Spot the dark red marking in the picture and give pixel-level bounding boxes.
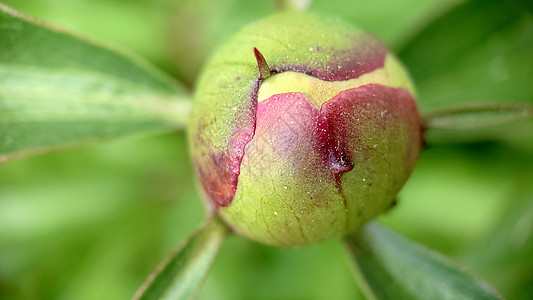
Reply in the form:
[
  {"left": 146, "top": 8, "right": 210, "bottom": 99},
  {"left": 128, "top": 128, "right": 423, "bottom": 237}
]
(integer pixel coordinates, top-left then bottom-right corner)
[
  {"left": 322, "top": 84, "right": 422, "bottom": 174},
  {"left": 272, "top": 36, "right": 387, "bottom": 81},
  {"left": 248, "top": 92, "right": 353, "bottom": 190},
  {"left": 196, "top": 80, "right": 260, "bottom": 207}
]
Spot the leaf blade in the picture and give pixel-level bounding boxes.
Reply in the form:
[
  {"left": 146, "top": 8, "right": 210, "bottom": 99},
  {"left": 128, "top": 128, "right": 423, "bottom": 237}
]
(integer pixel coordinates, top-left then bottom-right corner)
[
  {"left": 400, "top": 0, "right": 533, "bottom": 111},
  {"left": 133, "top": 217, "right": 228, "bottom": 300},
  {"left": 0, "top": 4, "right": 191, "bottom": 162},
  {"left": 344, "top": 222, "right": 504, "bottom": 300}
]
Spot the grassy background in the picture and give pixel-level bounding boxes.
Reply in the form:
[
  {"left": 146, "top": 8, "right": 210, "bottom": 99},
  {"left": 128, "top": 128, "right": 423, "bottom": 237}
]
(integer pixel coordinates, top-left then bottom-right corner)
[{"left": 1, "top": 0, "right": 532, "bottom": 299}]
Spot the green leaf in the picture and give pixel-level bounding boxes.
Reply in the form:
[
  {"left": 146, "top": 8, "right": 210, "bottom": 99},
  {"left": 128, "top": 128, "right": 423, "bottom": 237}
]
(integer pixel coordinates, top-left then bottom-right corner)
[
  {"left": 462, "top": 178, "right": 533, "bottom": 300},
  {"left": 310, "top": 0, "right": 463, "bottom": 51},
  {"left": 0, "top": 4, "right": 191, "bottom": 163},
  {"left": 422, "top": 102, "right": 533, "bottom": 130},
  {"left": 133, "top": 217, "right": 228, "bottom": 300},
  {"left": 344, "top": 222, "right": 504, "bottom": 300},
  {"left": 400, "top": 0, "right": 533, "bottom": 111}
]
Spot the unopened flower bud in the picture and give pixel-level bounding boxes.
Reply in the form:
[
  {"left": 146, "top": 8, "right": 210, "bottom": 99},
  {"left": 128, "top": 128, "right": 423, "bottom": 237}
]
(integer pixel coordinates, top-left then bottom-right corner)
[{"left": 189, "top": 12, "right": 422, "bottom": 247}]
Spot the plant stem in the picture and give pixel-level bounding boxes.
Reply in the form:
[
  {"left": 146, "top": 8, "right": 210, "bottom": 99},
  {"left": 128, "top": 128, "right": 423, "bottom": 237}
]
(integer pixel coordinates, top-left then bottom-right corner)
[
  {"left": 421, "top": 102, "right": 532, "bottom": 131},
  {"left": 272, "top": 0, "right": 312, "bottom": 12}
]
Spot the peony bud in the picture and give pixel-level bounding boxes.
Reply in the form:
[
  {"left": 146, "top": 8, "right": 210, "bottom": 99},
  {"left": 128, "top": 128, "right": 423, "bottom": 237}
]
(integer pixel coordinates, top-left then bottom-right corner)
[{"left": 189, "top": 12, "right": 422, "bottom": 247}]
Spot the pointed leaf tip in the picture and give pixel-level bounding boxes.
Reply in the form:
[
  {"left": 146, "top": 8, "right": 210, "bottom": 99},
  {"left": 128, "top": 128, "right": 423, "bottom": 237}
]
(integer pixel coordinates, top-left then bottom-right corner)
[{"left": 254, "top": 47, "right": 271, "bottom": 80}]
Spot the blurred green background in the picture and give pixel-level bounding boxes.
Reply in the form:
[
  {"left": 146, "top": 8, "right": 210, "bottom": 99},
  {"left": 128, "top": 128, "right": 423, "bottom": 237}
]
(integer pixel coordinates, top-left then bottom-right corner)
[{"left": 0, "top": 0, "right": 532, "bottom": 299}]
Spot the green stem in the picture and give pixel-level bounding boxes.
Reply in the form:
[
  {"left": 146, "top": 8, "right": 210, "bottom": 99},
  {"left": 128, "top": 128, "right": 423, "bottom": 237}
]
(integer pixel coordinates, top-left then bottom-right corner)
[
  {"left": 153, "top": 96, "right": 192, "bottom": 130},
  {"left": 272, "top": 0, "right": 312, "bottom": 12},
  {"left": 422, "top": 102, "right": 532, "bottom": 131}
]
